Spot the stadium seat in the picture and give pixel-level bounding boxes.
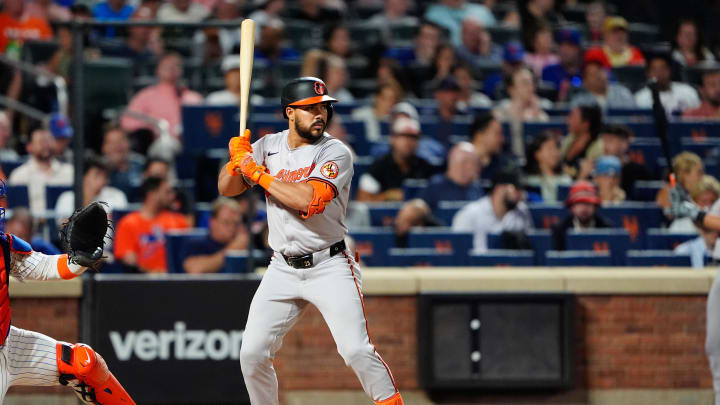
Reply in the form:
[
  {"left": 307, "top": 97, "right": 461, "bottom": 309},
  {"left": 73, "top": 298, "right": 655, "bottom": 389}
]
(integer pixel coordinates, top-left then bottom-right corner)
[
  {"left": 628, "top": 137, "right": 663, "bottom": 172},
  {"left": 21, "top": 40, "right": 59, "bottom": 64},
  {"left": 388, "top": 21, "right": 419, "bottom": 43},
  {"left": 645, "top": 229, "right": 697, "bottom": 250},
  {"left": 611, "top": 65, "right": 647, "bottom": 92},
  {"left": 5, "top": 185, "right": 28, "bottom": 209},
  {"left": 406, "top": 228, "right": 474, "bottom": 258},
  {"left": 223, "top": 251, "right": 266, "bottom": 273},
  {"left": 631, "top": 180, "right": 664, "bottom": 201},
  {"left": 402, "top": 179, "right": 429, "bottom": 200},
  {"left": 528, "top": 203, "right": 565, "bottom": 229},
  {"left": 367, "top": 202, "right": 403, "bottom": 227},
  {"left": 681, "top": 137, "right": 720, "bottom": 160},
  {"left": 627, "top": 23, "right": 660, "bottom": 46},
  {"left": 84, "top": 58, "right": 133, "bottom": 120},
  {"left": 0, "top": 160, "right": 24, "bottom": 178},
  {"left": 565, "top": 229, "right": 631, "bottom": 265},
  {"left": 386, "top": 247, "right": 457, "bottom": 267},
  {"left": 251, "top": 114, "right": 288, "bottom": 138},
  {"left": 182, "top": 106, "right": 240, "bottom": 152},
  {"left": 284, "top": 19, "right": 323, "bottom": 52},
  {"left": 488, "top": 230, "right": 552, "bottom": 265},
  {"left": 468, "top": 250, "right": 534, "bottom": 266},
  {"left": 348, "top": 24, "right": 383, "bottom": 50},
  {"left": 545, "top": 250, "right": 613, "bottom": 266},
  {"left": 487, "top": 26, "right": 521, "bottom": 44},
  {"left": 606, "top": 108, "right": 653, "bottom": 118},
  {"left": 626, "top": 250, "right": 692, "bottom": 267},
  {"left": 350, "top": 227, "right": 395, "bottom": 266},
  {"left": 598, "top": 203, "right": 663, "bottom": 248},
  {"left": 615, "top": 119, "right": 655, "bottom": 138},
  {"left": 165, "top": 228, "right": 209, "bottom": 273},
  {"left": 435, "top": 200, "right": 472, "bottom": 226},
  {"left": 523, "top": 120, "right": 567, "bottom": 142},
  {"left": 46, "top": 185, "right": 71, "bottom": 212}
]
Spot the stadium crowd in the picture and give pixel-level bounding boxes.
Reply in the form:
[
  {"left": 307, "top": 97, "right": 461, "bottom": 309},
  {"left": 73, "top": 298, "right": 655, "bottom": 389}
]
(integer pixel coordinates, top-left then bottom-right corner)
[{"left": 3, "top": 0, "right": 720, "bottom": 272}]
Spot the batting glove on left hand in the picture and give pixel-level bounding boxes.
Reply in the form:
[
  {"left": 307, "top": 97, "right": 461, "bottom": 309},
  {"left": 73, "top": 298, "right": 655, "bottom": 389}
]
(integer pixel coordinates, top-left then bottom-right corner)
[{"left": 669, "top": 186, "right": 703, "bottom": 222}]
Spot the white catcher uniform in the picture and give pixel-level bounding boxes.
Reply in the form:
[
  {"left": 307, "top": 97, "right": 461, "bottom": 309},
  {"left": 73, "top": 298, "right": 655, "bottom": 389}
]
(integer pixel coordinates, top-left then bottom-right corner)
[{"left": 239, "top": 130, "right": 400, "bottom": 404}]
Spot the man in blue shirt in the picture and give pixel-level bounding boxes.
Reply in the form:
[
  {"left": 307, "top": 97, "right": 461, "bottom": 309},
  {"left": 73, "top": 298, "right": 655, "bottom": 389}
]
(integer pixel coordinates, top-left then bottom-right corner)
[
  {"left": 92, "top": 0, "right": 134, "bottom": 37},
  {"left": 542, "top": 28, "right": 584, "bottom": 102}
]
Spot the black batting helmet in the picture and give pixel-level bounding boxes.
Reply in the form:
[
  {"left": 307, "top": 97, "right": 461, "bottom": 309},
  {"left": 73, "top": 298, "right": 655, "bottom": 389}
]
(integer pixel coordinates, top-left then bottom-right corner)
[{"left": 281, "top": 77, "right": 338, "bottom": 120}]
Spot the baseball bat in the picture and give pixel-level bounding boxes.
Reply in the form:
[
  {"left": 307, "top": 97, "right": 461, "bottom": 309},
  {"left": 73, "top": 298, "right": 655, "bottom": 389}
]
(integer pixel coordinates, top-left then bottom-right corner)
[
  {"left": 238, "top": 19, "right": 255, "bottom": 140},
  {"left": 648, "top": 78, "right": 676, "bottom": 185}
]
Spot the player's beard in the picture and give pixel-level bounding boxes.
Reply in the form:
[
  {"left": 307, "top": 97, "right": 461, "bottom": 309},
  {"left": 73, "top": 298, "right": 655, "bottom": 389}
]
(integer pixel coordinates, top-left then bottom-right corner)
[{"left": 295, "top": 118, "right": 325, "bottom": 141}]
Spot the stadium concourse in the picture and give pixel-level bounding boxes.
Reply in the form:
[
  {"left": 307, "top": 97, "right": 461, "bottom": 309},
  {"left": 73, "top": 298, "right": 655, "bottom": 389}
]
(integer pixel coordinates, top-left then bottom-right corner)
[{"left": 2, "top": 0, "right": 720, "bottom": 404}]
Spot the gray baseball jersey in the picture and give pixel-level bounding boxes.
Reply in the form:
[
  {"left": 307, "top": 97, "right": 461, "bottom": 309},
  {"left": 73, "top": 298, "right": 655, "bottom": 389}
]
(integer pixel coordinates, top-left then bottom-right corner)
[{"left": 250, "top": 130, "right": 353, "bottom": 256}]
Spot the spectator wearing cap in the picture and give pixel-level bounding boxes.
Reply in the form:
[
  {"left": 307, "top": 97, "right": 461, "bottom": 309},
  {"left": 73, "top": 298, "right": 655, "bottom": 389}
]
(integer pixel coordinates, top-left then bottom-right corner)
[
  {"left": 493, "top": 66, "right": 551, "bottom": 158},
  {"left": 584, "top": 16, "right": 645, "bottom": 69},
  {"left": 206, "top": 55, "right": 265, "bottom": 105},
  {"left": 469, "top": 112, "right": 510, "bottom": 182},
  {"left": 394, "top": 142, "right": 484, "bottom": 240},
  {"left": 121, "top": 53, "right": 203, "bottom": 138},
  {"left": 49, "top": 113, "right": 73, "bottom": 162},
  {"left": 351, "top": 80, "right": 403, "bottom": 142},
  {"left": 452, "top": 167, "right": 532, "bottom": 253},
  {"left": 596, "top": 124, "right": 653, "bottom": 198},
  {"left": 357, "top": 116, "right": 436, "bottom": 202},
  {"left": 525, "top": 132, "right": 572, "bottom": 203},
  {"left": 635, "top": 53, "right": 700, "bottom": 113},
  {"left": 570, "top": 59, "right": 635, "bottom": 111},
  {"left": 55, "top": 156, "right": 128, "bottom": 221},
  {"left": 672, "top": 19, "right": 715, "bottom": 68},
  {"left": 431, "top": 76, "right": 467, "bottom": 149},
  {"left": 594, "top": 155, "right": 625, "bottom": 204},
  {"left": 524, "top": 24, "right": 559, "bottom": 78},
  {"left": 424, "top": 0, "right": 496, "bottom": 47},
  {"left": 157, "top": 0, "right": 209, "bottom": 21},
  {"left": 542, "top": 28, "right": 583, "bottom": 102},
  {"left": 561, "top": 104, "right": 603, "bottom": 179},
  {"left": 685, "top": 69, "right": 720, "bottom": 118},
  {"left": 483, "top": 41, "right": 526, "bottom": 99},
  {"left": 456, "top": 16, "right": 503, "bottom": 69},
  {"left": 669, "top": 174, "right": 720, "bottom": 232},
  {"left": 8, "top": 129, "right": 73, "bottom": 217},
  {"left": 552, "top": 180, "right": 613, "bottom": 250}
]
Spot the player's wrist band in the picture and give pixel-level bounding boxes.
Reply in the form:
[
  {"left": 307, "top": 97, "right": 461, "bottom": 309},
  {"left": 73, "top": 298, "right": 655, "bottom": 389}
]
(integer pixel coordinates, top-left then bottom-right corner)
[{"left": 257, "top": 173, "right": 274, "bottom": 190}]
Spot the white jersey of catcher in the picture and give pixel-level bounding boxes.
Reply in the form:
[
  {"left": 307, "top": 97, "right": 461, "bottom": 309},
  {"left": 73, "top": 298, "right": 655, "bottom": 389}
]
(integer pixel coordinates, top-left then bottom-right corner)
[{"left": 250, "top": 130, "right": 353, "bottom": 256}]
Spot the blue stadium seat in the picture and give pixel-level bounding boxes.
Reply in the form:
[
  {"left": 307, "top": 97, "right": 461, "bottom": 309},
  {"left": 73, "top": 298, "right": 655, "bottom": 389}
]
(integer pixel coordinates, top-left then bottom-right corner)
[
  {"left": 612, "top": 119, "right": 654, "bottom": 138},
  {"left": 181, "top": 105, "right": 239, "bottom": 152},
  {"left": 523, "top": 121, "right": 567, "bottom": 142},
  {"left": 628, "top": 138, "right": 663, "bottom": 173},
  {"left": 598, "top": 203, "right": 663, "bottom": 248},
  {"left": 386, "top": 248, "right": 457, "bottom": 266},
  {"left": 435, "top": 200, "right": 472, "bottom": 226},
  {"left": 223, "top": 251, "right": 264, "bottom": 273},
  {"left": 344, "top": 120, "right": 371, "bottom": 155},
  {"left": 252, "top": 103, "right": 281, "bottom": 115},
  {"left": 333, "top": 103, "right": 362, "bottom": 115},
  {"left": 6, "top": 185, "right": 29, "bottom": 209},
  {"left": 681, "top": 137, "right": 720, "bottom": 160},
  {"left": 366, "top": 203, "right": 403, "bottom": 227},
  {"left": 1, "top": 160, "right": 24, "bottom": 178},
  {"left": 46, "top": 185, "right": 71, "bottom": 211},
  {"left": 557, "top": 184, "right": 571, "bottom": 202},
  {"left": 606, "top": 108, "right": 652, "bottom": 117},
  {"left": 528, "top": 203, "right": 565, "bottom": 229},
  {"left": 165, "top": 228, "right": 209, "bottom": 273},
  {"left": 631, "top": 180, "right": 664, "bottom": 202},
  {"left": 250, "top": 115, "right": 287, "bottom": 138},
  {"left": 488, "top": 230, "right": 551, "bottom": 265},
  {"left": 566, "top": 229, "right": 631, "bottom": 265},
  {"left": 402, "top": 179, "right": 429, "bottom": 200},
  {"left": 645, "top": 229, "right": 697, "bottom": 250},
  {"left": 545, "top": 250, "right": 613, "bottom": 266},
  {"left": 626, "top": 250, "right": 692, "bottom": 267},
  {"left": 350, "top": 228, "right": 395, "bottom": 266},
  {"left": 406, "top": 228, "right": 473, "bottom": 258},
  {"left": 468, "top": 250, "right": 534, "bottom": 266}
]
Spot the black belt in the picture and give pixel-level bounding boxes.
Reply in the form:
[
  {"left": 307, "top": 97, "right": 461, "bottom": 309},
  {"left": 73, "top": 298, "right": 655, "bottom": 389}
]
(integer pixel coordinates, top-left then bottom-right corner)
[{"left": 282, "top": 240, "right": 346, "bottom": 269}]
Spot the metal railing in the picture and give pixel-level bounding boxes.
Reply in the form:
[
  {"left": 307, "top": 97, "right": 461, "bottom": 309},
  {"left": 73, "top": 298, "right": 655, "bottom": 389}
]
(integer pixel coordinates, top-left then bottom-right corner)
[{"left": 0, "top": 54, "right": 68, "bottom": 117}]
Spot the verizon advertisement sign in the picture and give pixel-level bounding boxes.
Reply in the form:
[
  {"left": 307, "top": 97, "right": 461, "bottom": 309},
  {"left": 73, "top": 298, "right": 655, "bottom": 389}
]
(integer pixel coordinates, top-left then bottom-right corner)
[{"left": 82, "top": 274, "right": 260, "bottom": 404}]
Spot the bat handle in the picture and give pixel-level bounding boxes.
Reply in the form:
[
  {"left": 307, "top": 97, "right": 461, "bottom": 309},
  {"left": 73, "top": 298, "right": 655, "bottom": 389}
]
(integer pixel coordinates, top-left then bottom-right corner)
[{"left": 669, "top": 173, "right": 676, "bottom": 188}]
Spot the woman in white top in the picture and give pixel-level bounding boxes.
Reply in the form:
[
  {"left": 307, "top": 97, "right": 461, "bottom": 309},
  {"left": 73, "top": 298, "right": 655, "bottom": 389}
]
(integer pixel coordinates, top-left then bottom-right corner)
[
  {"left": 672, "top": 19, "right": 716, "bottom": 67},
  {"left": 524, "top": 131, "right": 572, "bottom": 203}
]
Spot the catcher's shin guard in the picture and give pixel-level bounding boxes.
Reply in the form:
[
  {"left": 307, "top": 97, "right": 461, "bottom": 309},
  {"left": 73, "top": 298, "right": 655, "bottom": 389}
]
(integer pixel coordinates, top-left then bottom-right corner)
[
  {"left": 376, "top": 392, "right": 404, "bottom": 405},
  {"left": 56, "top": 342, "right": 135, "bottom": 405}
]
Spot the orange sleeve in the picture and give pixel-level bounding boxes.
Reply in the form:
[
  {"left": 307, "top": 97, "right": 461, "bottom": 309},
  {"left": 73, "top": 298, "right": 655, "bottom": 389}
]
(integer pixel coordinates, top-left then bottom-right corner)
[
  {"left": 300, "top": 179, "right": 337, "bottom": 219},
  {"left": 113, "top": 216, "right": 136, "bottom": 260},
  {"left": 35, "top": 19, "right": 52, "bottom": 39}
]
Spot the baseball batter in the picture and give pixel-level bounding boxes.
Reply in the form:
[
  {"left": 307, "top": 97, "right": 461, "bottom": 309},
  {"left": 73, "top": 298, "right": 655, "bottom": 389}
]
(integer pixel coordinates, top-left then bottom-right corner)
[
  {"left": 0, "top": 198, "right": 134, "bottom": 404},
  {"left": 218, "top": 77, "right": 403, "bottom": 405}
]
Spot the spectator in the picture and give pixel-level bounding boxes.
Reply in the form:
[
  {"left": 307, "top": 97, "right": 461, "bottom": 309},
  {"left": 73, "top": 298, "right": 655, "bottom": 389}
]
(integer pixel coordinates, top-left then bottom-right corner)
[
  {"left": 157, "top": 0, "right": 210, "bottom": 21},
  {"left": 669, "top": 174, "right": 720, "bottom": 232},
  {"left": 585, "top": 0, "right": 607, "bottom": 43},
  {"left": 656, "top": 151, "right": 704, "bottom": 209},
  {"left": 469, "top": 112, "right": 509, "bottom": 181},
  {"left": 594, "top": 155, "right": 626, "bottom": 204},
  {"left": 323, "top": 24, "right": 352, "bottom": 59},
  {"left": 0, "top": 111, "right": 18, "bottom": 162},
  {"left": 456, "top": 16, "right": 503, "bottom": 69},
  {"left": 525, "top": 132, "right": 572, "bottom": 203},
  {"left": 357, "top": 116, "right": 436, "bottom": 202},
  {"left": 114, "top": 176, "right": 190, "bottom": 273},
  {"left": 254, "top": 19, "right": 300, "bottom": 67},
  {"left": 634, "top": 54, "right": 700, "bottom": 113},
  {"left": 25, "top": 0, "right": 71, "bottom": 22},
  {"left": 584, "top": 16, "right": 645, "bottom": 69},
  {"left": 552, "top": 180, "right": 613, "bottom": 250},
  {"left": 672, "top": 19, "right": 715, "bottom": 67},
  {"left": 0, "top": 0, "right": 52, "bottom": 54},
  {"left": 560, "top": 104, "right": 603, "bottom": 178},
  {"left": 182, "top": 197, "right": 249, "bottom": 273},
  {"left": 452, "top": 166, "right": 532, "bottom": 253},
  {"left": 597, "top": 124, "right": 653, "bottom": 198},
  {"left": 394, "top": 142, "right": 483, "bottom": 237},
  {"left": 684, "top": 69, "right": 720, "bottom": 118},
  {"left": 483, "top": 41, "right": 526, "bottom": 99},
  {"left": 367, "top": 0, "right": 418, "bottom": 42},
  {"left": 454, "top": 64, "right": 492, "bottom": 109},
  {"left": 322, "top": 54, "right": 354, "bottom": 102},
  {"left": 384, "top": 20, "right": 443, "bottom": 68},
  {"left": 284, "top": 0, "right": 341, "bottom": 24},
  {"left": 351, "top": 80, "right": 403, "bottom": 141},
  {"left": 101, "top": 7, "right": 163, "bottom": 65},
  {"left": 48, "top": 113, "right": 73, "bottom": 162},
  {"left": 102, "top": 127, "right": 145, "bottom": 196},
  {"left": 524, "top": 24, "right": 559, "bottom": 77},
  {"left": 92, "top": 0, "right": 134, "bottom": 37},
  {"left": 430, "top": 76, "right": 467, "bottom": 149},
  {"left": 121, "top": 53, "right": 203, "bottom": 138},
  {"left": 493, "top": 67, "right": 551, "bottom": 158},
  {"left": 520, "top": 0, "right": 563, "bottom": 51},
  {"left": 207, "top": 54, "right": 242, "bottom": 105},
  {"left": 248, "top": 0, "right": 285, "bottom": 40},
  {"left": 55, "top": 156, "right": 128, "bottom": 219},
  {"left": 4, "top": 207, "right": 59, "bottom": 255},
  {"left": 424, "top": 0, "right": 496, "bottom": 47},
  {"left": 570, "top": 59, "right": 636, "bottom": 110},
  {"left": 542, "top": 27, "right": 583, "bottom": 102},
  {"left": 7, "top": 129, "right": 72, "bottom": 217}
]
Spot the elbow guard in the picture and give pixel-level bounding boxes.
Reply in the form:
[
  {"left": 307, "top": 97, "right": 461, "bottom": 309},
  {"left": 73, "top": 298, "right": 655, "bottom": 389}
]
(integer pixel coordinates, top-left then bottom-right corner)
[{"left": 301, "top": 179, "right": 337, "bottom": 219}]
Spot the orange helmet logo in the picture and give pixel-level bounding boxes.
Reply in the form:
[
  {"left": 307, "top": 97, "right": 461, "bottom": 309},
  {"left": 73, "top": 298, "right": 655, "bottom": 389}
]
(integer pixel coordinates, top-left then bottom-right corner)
[{"left": 314, "top": 81, "right": 325, "bottom": 95}]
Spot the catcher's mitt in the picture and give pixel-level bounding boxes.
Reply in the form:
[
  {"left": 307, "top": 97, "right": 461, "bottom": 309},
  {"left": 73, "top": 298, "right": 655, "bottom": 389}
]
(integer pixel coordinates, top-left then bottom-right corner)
[{"left": 59, "top": 201, "right": 111, "bottom": 270}]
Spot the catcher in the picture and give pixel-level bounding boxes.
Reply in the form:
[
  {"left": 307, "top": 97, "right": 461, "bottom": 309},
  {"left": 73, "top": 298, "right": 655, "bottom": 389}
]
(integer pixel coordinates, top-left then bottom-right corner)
[{"left": 0, "top": 193, "right": 134, "bottom": 404}]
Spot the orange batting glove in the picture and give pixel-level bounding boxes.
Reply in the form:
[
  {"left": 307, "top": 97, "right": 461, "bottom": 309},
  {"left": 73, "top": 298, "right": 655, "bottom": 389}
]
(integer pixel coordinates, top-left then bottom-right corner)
[
  {"left": 229, "top": 129, "right": 252, "bottom": 161},
  {"left": 238, "top": 155, "right": 274, "bottom": 190}
]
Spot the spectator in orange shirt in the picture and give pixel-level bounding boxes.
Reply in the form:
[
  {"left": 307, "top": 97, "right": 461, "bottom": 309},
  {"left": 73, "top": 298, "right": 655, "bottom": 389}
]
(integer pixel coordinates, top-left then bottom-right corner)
[
  {"left": 0, "top": 0, "right": 53, "bottom": 54},
  {"left": 584, "top": 16, "right": 645, "bottom": 69},
  {"left": 114, "top": 176, "right": 189, "bottom": 273}
]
